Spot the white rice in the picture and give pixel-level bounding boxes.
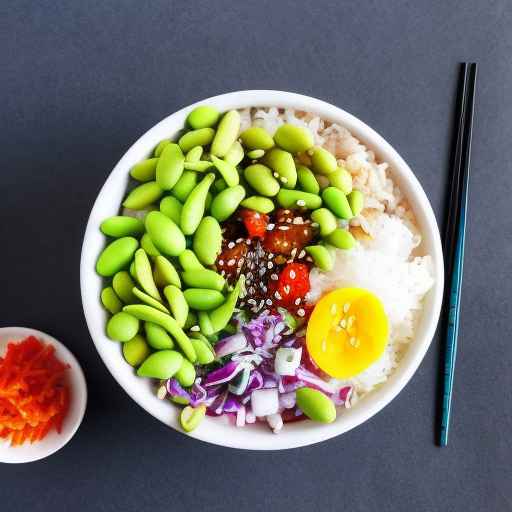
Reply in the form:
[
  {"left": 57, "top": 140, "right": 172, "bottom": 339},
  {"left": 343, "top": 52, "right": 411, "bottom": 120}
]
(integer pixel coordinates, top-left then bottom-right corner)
[{"left": 241, "top": 107, "right": 435, "bottom": 402}]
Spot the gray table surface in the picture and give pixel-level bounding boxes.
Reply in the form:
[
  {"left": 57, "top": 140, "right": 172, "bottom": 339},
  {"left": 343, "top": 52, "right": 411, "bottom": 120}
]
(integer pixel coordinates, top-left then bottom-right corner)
[{"left": 1, "top": 1, "right": 511, "bottom": 511}]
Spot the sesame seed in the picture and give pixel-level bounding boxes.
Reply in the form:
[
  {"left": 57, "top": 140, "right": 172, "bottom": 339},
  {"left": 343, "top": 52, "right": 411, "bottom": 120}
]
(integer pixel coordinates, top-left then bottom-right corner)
[
  {"left": 268, "top": 252, "right": 274, "bottom": 258},
  {"left": 228, "top": 241, "right": 235, "bottom": 249},
  {"left": 347, "top": 316, "right": 355, "bottom": 327},
  {"left": 261, "top": 285, "right": 267, "bottom": 292},
  {"left": 303, "top": 229, "right": 309, "bottom": 235},
  {"left": 246, "top": 239, "right": 252, "bottom": 245},
  {"left": 294, "top": 298, "right": 301, "bottom": 305},
  {"left": 286, "top": 218, "right": 292, "bottom": 223},
  {"left": 267, "top": 261, "right": 273, "bottom": 269},
  {"left": 283, "top": 285, "right": 291, "bottom": 294},
  {"left": 296, "top": 199, "right": 306, "bottom": 207},
  {"left": 254, "top": 212, "right": 260, "bottom": 219},
  {"left": 281, "top": 177, "right": 288, "bottom": 184},
  {"left": 298, "top": 250, "right": 306, "bottom": 258},
  {"left": 330, "top": 304, "right": 337, "bottom": 315},
  {"left": 266, "top": 298, "right": 273, "bottom": 306},
  {"left": 283, "top": 242, "right": 289, "bottom": 247},
  {"left": 259, "top": 268, "right": 266, "bottom": 276},
  {"left": 236, "top": 237, "right": 244, "bottom": 243},
  {"left": 278, "top": 225, "right": 290, "bottom": 231},
  {"left": 267, "top": 223, "right": 275, "bottom": 231},
  {"left": 190, "top": 325, "right": 200, "bottom": 332},
  {"left": 247, "top": 272, "right": 253, "bottom": 279},
  {"left": 284, "top": 210, "right": 290, "bottom": 214},
  {"left": 248, "top": 299, "right": 257, "bottom": 305},
  {"left": 291, "top": 247, "right": 297, "bottom": 257},
  {"left": 273, "top": 172, "right": 279, "bottom": 178},
  {"left": 258, "top": 299, "right": 265, "bottom": 309},
  {"left": 297, "top": 308, "right": 305, "bottom": 317},
  {"left": 340, "top": 319, "right": 347, "bottom": 329},
  {"left": 157, "top": 385, "right": 167, "bottom": 400},
  {"left": 349, "top": 337, "right": 359, "bottom": 348},
  {"left": 343, "top": 303, "right": 350, "bottom": 313},
  {"left": 289, "top": 270, "right": 296, "bottom": 279},
  {"left": 220, "top": 270, "right": 226, "bottom": 276},
  {"left": 248, "top": 286, "right": 255, "bottom": 294},
  {"left": 274, "top": 291, "right": 282, "bottom": 300},
  {"left": 311, "top": 222, "right": 319, "bottom": 228},
  {"left": 227, "top": 259, "right": 236, "bottom": 266},
  {"left": 218, "top": 259, "right": 224, "bottom": 265},
  {"left": 270, "top": 273, "right": 279, "bottom": 281},
  {"left": 293, "top": 217, "right": 304, "bottom": 225}
]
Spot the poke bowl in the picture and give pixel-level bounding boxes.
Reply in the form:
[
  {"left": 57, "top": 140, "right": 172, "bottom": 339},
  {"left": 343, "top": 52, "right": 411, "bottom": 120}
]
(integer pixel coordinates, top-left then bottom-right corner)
[{"left": 80, "top": 90, "right": 444, "bottom": 450}]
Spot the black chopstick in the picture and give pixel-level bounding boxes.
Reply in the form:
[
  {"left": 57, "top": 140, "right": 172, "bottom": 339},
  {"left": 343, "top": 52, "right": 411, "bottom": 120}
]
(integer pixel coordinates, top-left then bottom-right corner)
[{"left": 438, "top": 62, "right": 477, "bottom": 447}]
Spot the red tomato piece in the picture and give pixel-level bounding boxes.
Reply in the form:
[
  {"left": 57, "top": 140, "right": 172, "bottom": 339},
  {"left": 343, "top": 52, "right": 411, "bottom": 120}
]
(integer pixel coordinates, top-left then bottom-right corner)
[{"left": 240, "top": 208, "right": 269, "bottom": 239}]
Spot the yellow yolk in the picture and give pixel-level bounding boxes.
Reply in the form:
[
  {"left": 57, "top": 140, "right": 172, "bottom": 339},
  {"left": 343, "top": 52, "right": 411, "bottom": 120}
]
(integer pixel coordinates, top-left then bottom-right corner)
[{"left": 306, "top": 288, "right": 389, "bottom": 379}]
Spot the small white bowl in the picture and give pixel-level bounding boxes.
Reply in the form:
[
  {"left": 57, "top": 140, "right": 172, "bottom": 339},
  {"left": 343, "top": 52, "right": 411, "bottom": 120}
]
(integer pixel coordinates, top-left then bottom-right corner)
[
  {"left": 80, "top": 91, "right": 444, "bottom": 450},
  {"left": 0, "top": 327, "right": 87, "bottom": 463}
]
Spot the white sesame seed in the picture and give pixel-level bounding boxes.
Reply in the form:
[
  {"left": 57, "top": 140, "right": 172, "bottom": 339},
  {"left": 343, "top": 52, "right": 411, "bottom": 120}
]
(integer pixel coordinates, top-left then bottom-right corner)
[
  {"left": 330, "top": 304, "right": 337, "bottom": 315},
  {"left": 294, "top": 298, "right": 301, "bottom": 305},
  {"left": 261, "top": 285, "right": 267, "bottom": 292},
  {"left": 157, "top": 385, "right": 167, "bottom": 400},
  {"left": 274, "top": 291, "right": 282, "bottom": 300},
  {"left": 343, "top": 303, "right": 350, "bottom": 313},
  {"left": 283, "top": 285, "right": 291, "bottom": 294},
  {"left": 291, "top": 247, "right": 297, "bottom": 257},
  {"left": 297, "top": 308, "right": 305, "bottom": 317},
  {"left": 248, "top": 286, "right": 255, "bottom": 294},
  {"left": 246, "top": 239, "right": 252, "bottom": 245},
  {"left": 270, "top": 273, "right": 278, "bottom": 281},
  {"left": 347, "top": 316, "right": 355, "bottom": 327},
  {"left": 286, "top": 218, "right": 292, "bottom": 223},
  {"left": 298, "top": 250, "right": 306, "bottom": 258},
  {"left": 258, "top": 299, "right": 265, "bottom": 309},
  {"left": 266, "top": 298, "right": 273, "bottom": 306},
  {"left": 340, "top": 319, "right": 347, "bottom": 329},
  {"left": 280, "top": 177, "right": 288, "bottom": 184},
  {"left": 278, "top": 225, "right": 290, "bottom": 231},
  {"left": 227, "top": 258, "right": 236, "bottom": 266},
  {"left": 267, "top": 261, "right": 273, "bottom": 269},
  {"left": 247, "top": 272, "right": 253, "bottom": 279},
  {"left": 259, "top": 268, "right": 266, "bottom": 276},
  {"left": 283, "top": 242, "right": 289, "bottom": 247},
  {"left": 190, "top": 325, "right": 200, "bottom": 332},
  {"left": 218, "top": 259, "right": 224, "bottom": 265},
  {"left": 248, "top": 299, "right": 257, "bottom": 305},
  {"left": 236, "top": 238, "right": 244, "bottom": 243},
  {"left": 289, "top": 270, "right": 296, "bottom": 279},
  {"left": 254, "top": 212, "right": 260, "bottom": 219},
  {"left": 267, "top": 223, "right": 275, "bottom": 231},
  {"left": 227, "top": 241, "right": 235, "bottom": 249},
  {"left": 311, "top": 222, "right": 319, "bottom": 228},
  {"left": 273, "top": 172, "right": 279, "bottom": 178},
  {"left": 303, "top": 229, "right": 309, "bottom": 235},
  {"left": 293, "top": 217, "right": 304, "bottom": 225},
  {"left": 268, "top": 252, "right": 274, "bottom": 258},
  {"left": 296, "top": 199, "right": 306, "bottom": 207},
  {"left": 220, "top": 270, "right": 226, "bottom": 276}
]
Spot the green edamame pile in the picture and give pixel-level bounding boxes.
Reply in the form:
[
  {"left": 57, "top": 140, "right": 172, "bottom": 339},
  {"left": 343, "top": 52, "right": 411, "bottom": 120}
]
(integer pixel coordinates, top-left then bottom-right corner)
[{"left": 96, "top": 104, "right": 365, "bottom": 430}]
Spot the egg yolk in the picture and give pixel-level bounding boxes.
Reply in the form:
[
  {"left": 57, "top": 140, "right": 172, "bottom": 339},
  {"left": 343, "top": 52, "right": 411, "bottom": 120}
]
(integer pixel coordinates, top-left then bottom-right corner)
[{"left": 306, "top": 288, "right": 389, "bottom": 379}]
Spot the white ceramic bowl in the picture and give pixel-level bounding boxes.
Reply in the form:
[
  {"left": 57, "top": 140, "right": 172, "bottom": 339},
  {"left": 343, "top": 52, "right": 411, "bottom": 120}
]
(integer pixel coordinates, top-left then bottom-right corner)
[
  {"left": 0, "top": 327, "right": 87, "bottom": 463},
  {"left": 80, "top": 91, "right": 444, "bottom": 450}
]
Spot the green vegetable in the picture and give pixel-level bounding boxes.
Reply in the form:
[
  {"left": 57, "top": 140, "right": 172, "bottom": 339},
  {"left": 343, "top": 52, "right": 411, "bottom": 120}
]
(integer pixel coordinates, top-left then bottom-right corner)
[
  {"left": 305, "top": 245, "right": 333, "bottom": 271},
  {"left": 154, "top": 140, "right": 170, "bottom": 157},
  {"left": 311, "top": 208, "right": 337, "bottom": 236},
  {"left": 322, "top": 187, "right": 353, "bottom": 220},
  {"left": 240, "top": 196, "right": 275, "bottom": 213},
  {"left": 185, "top": 145, "right": 203, "bottom": 162},
  {"left": 137, "top": 350, "right": 183, "bottom": 379},
  {"left": 156, "top": 143, "right": 185, "bottom": 191},
  {"left": 101, "top": 287, "right": 123, "bottom": 314},
  {"left": 273, "top": 124, "right": 313, "bottom": 153},
  {"left": 113, "top": 271, "right": 137, "bottom": 303},
  {"left": 193, "top": 216, "right": 222, "bottom": 265},
  {"left": 96, "top": 237, "right": 139, "bottom": 277},
  {"left": 132, "top": 287, "right": 169, "bottom": 314},
  {"left": 198, "top": 311, "right": 214, "bottom": 336},
  {"left": 159, "top": 196, "right": 183, "bottom": 225},
  {"left": 100, "top": 216, "right": 145, "bottom": 238},
  {"left": 174, "top": 359, "right": 196, "bottom": 387},
  {"left": 163, "top": 285, "right": 189, "bottom": 328},
  {"left": 178, "top": 128, "right": 215, "bottom": 153},
  {"left": 244, "top": 164, "right": 280, "bottom": 197},
  {"left": 123, "top": 181, "right": 163, "bottom": 210},
  {"left": 239, "top": 126, "right": 274, "bottom": 150},
  {"left": 210, "top": 185, "right": 246, "bottom": 222},
  {"left": 122, "top": 334, "right": 151, "bottom": 367},
  {"left": 178, "top": 249, "right": 204, "bottom": 271},
  {"left": 186, "top": 106, "right": 220, "bottom": 129},
  {"left": 347, "top": 189, "right": 364, "bottom": 216},
  {"left": 134, "top": 248, "right": 161, "bottom": 300},
  {"left": 171, "top": 170, "right": 198, "bottom": 203},
  {"left": 224, "top": 141, "right": 245, "bottom": 166},
  {"left": 247, "top": 149, "right": 265, "bottom": 159},
  {"left": 181, "top": 268, "right": 225, "bottom": 291},
  {"left": 183, "top": 160, "right": 213, "bottom": 172},
  {"left": 326, "top": 228, "right": 356, "bottom": 250},
  {"left": 263, "top": 148, "right": 297, "bottom": 188},
  {"left": 190, "top": 338, "right": 215, "bottom": 364},
  {"left": 209, "top": 276, "right": 244, "bottom": 332},
  {"left": 296, "top": 387, "right": 336, "bottom": 423},
  {"left": 140, "top": 233, "right": 161, "bottom": 257},
  {"left": 130, "top": 158, "right": 158, "bottom": 182},
  {"left": 210, "top": 155, "right": 239, "bottom": 187},
  {"left": 210, "top": 110, "right": 241, "bottom": 157},
  {"left": 145, "top": 321, "right": 174, "bottom": 349},
  {"left": 183, "top": 288, "right": 225, "bottom": 310},
  {"left": 153, "top": 256, "right": 181, "bottom": 289},
  {"left": 180, "top": 173, "right": 215, "bottom": 235},
  {"left": 106, "top": 312, "right": 139, "bottom": 342},
  {"left": 276, "top": 189, "right": 322, "bottom": 210},
  {"left": 310, "top": 146, "right": 337, "bottom": 175},
  {"left": 145, "top": 211, "right": 186, "bottom": 256},
  {"left": 296, "top": 165, "right": 320, "bottom": 194},
  {"left": 329, "top": 167, "right": 352, "bottom": 194},
  {"left": 180, "top": 405, "right": 206, "bottom": 432}
]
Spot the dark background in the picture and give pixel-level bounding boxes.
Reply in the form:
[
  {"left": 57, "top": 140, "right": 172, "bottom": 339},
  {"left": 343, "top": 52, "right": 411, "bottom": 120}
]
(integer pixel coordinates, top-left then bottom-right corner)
[{"left": 1, "top": 1, "right": 511, "bottom": 511}]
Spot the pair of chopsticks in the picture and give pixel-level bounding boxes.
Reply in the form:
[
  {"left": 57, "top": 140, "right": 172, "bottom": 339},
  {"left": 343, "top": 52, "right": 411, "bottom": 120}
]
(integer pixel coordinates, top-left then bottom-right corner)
[{"left": 438, "top": 62, "right": 477, "bottom": 447}]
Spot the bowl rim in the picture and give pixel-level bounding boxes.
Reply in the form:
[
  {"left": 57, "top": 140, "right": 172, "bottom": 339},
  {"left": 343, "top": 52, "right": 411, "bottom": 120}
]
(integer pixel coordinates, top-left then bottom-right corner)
[
  {"left": 80, "top": 90, "right": 444, "bottom": 450},
  {"left": 0, "top": 326, "right": 88, "bottom": 463}
]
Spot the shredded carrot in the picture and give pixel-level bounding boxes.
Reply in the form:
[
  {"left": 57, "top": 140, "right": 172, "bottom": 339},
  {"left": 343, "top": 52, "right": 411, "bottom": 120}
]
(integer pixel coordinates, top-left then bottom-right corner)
[{"left": 0, "top": 336, "right": 70, "bottom": 446}]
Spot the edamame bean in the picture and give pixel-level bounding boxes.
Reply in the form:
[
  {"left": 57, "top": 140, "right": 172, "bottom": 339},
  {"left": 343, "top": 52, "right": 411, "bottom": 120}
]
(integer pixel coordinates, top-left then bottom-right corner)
[
  {"left": 145, "top": 321, "right": 174, "bottom": 349},
  {"left": 101, "top": 287, "right": 123, "bottom": 314},
  {"left": 185, "top": 145, "right": 203, "bottom": 162},
  {"left": 96, "top": 237, "right": 139, "bottom": 277},
  {"left": 154, "top": 139, "right": 170, "bottom": 157},
  {"left": 322, "top": 187, "right": 353, "bottom": 219},
  {"left": 132, "top": 287, "right": 169, "bottom": 314},
  {"left": 244, "top": 164, "right": 280, "bottom": 197},
  {"left": 113, "top": 271, "right": 137, "bottom": 303},
  {"left": 100, "top": 216, "right": 145, "bottom": 238},
  {"left": 274, "top": 124, "right": 314, "bottom": 153},
  {"left": 163, "top": 285, "right": 189, "bottom": 328},
  {"left": 239, "top": 126, "right": 274, "bottom": 150},
  {"left": 214, "top": 177, "right": 227, "bottom": 192},
  {"left": 159, "top": 196, "right": 183, "bottom": 225},
  {"left": 182, "top": 268, "right": 225, "bottom": 291},
  {"left": 305, "top": 245, "right": 333, "bottom": 271},
  {"left": 134, "top": 248, "right": 161, "bottom": 300},
  {"left": 140, "top": 233, "right": 161, "bottom": 257},
  {"left": 130, "top": 158, "right": 158, "bottom": 182},
  {"left": 178, "top": 128, "right": 215, "bottom": 153},
  {"left": 145, "top": 211, "right": 186, "bottom": 256},
  {"left": 184, "top": 311, "right": 197, "bottom": 330},
  {"left": 296, "top": 387, "right": 336, "bottom": 423},
  {"left": 193, "top": 216, "right": 222, "bottom": 265},
  {"left": 310, "top": 208, "right": 337, "bottom": 236},
  {"left": 326, "top": 228, "right": 356, "bottom": 250},
  {"left": 240, "top": 196, "right": 275, "bottom": 213},
  {"left": 123, "top": 304, "right": 197, "bottom": 362},
  {"left": 209, "top": 276, "right": 243, "bottom": 332},
  {"left": 210, "top": 185, "right": 246, "bottom": 222},
  {"left": 347, "top": 190, "right": 364, "bottom": 216},
  {"left": 183, "top": 288, "right": 225, "bottom": 310},
  {"left": 171, "top": 171, "right": 198, "bottom": 203},
  {"left": 183, "top": 160, "right": 213, "bottom": 172},
  {"left": 190, "top": 338, "right": 215, "bottom": 364},
  {"left": 130, "top": 261, "right": 137, "bottom": 280},
  {"left": 123, "top": 334, "right": 151, "bottom": 367},
  {"left": 276, "top": 189, "right": 322, "bottom": 210},
  {"left": 179, "top": 249, "right": 204, "bottom": 271},
  {"left": 247, "top": 149, "right": 265, "bottom": 159},
  {"left": 211, "top": 110, "right": 240, "bottom": 157},
  {"left": 329, "top": 167, "right": 352, "bottom": 194},
  {"left": 123, "top": 181, "right": 163, "bottom": 210},
  {"left": 106, "top": 312, "right": 139, "bottom": 342},
  {"left": 205, "top": 191, "right": 212, "bottom": 212},
  {"left": 186, "top": 106, "right": 220, "bottom": 129},
  {"left": 310, "top": 146, "right": 337, "bottom": 175},
  {"left": 156, "top": 143, "right": 184, "bottom": 191},
  {"left": 175, "top": 359, "right": 196, "bottom": 387},
  {"left": 180, "top": 173, "right": 215, "bottom": 235},
  {"left": 210, "top": 156, "right": 239, "bottom": 187},
  {"left": 153, "top": 256, "right": 181, "bottom": 288},
  {"left": 137, "top": 350, "right": 183, "bottom": 379},
  {"left": 297, "top": 165, "right": 320, "bottom": 194},
  {"left": 180, "top": 405, "right": 206, "bottom": 432},
  {"left": 224, "top": 141, "right": 245, "bottom": 166},
  {"left": 198, "top": 311, "right": 214, "bottom": 336},
  {"left": 263, "top": 148, "right": 297, "bottom": 188}
]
